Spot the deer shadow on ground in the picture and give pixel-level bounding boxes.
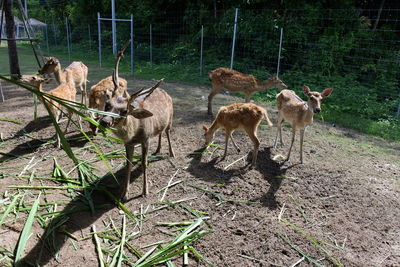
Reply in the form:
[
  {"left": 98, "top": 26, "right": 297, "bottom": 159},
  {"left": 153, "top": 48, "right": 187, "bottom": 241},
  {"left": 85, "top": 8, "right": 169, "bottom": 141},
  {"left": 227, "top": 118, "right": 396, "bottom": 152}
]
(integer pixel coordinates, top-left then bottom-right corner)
[
  {"left": 252, "top": 147, "right": 298, "bottom": 210},
  {"left": 186, "top": 146, "right": 250, "bottom": 185},
  {"left": 20, "top": 165, "right": 133, "bottom": 266},
  {"left": 0, "top": 119, "right": 91, "bottom": 163}
]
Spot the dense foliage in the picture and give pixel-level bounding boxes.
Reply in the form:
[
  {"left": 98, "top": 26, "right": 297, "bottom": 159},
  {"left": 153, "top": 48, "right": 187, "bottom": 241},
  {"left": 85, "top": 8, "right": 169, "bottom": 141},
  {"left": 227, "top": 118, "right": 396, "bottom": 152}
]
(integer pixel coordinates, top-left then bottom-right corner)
[{"left": 22, "top": 0, "right": 400, "bottom": 140}]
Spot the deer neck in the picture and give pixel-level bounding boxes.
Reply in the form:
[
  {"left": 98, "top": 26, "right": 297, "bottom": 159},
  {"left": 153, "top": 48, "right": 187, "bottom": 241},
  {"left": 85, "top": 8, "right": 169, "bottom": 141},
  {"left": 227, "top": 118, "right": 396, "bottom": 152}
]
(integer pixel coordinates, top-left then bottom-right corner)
[
  {"left": 53, "top": 64, "right": 66, "bottom": 84},
  {"left": 302, "top": 100, "right": 315, "bottom": 125},
  {"left": 113, "top": 115, "right": 142, "bottom": 143},
  {"left": 256, "top": 80, "right": 274, "bottom": 92}
]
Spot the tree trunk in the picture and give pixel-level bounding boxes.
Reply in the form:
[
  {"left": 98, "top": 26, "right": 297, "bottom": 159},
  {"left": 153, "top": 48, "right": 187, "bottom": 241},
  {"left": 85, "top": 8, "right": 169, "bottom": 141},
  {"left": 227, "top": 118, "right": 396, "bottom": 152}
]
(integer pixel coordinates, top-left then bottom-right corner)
[{"left": 4, "top": 0, "right": 21, "bottom": 78}]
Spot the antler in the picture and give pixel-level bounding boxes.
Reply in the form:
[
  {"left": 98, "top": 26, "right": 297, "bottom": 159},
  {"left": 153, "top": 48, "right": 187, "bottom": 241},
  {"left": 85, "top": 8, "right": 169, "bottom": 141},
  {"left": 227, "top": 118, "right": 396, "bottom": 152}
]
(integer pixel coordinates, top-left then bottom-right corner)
[
  {"left": 112, "top": 40, "right": 132, "bottom": 92},
  {"left": 127, "top": 78, "right": 164, "bottom": 107}
]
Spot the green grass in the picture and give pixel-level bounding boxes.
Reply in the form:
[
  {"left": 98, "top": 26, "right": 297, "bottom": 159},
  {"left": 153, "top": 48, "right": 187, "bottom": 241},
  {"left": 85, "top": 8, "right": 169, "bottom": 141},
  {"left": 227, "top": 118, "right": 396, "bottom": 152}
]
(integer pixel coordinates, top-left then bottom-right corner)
[{"left": 2, "top": 44, "right": 399, "bottom": 142}]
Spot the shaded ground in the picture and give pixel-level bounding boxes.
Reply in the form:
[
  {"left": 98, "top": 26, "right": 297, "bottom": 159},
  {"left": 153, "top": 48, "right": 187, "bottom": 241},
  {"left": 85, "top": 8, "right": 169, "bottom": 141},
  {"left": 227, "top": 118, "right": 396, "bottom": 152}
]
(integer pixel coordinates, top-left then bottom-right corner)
[{"left": 0, "top": 68, "right": 399, "bottom": 266}]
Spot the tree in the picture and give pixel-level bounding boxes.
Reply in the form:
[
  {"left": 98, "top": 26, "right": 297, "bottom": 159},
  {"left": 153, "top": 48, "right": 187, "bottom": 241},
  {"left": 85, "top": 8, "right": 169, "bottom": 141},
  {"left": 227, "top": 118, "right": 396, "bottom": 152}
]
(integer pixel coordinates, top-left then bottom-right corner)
[{"left": 4, "top": 0, "right": 21, "bottom": 78}]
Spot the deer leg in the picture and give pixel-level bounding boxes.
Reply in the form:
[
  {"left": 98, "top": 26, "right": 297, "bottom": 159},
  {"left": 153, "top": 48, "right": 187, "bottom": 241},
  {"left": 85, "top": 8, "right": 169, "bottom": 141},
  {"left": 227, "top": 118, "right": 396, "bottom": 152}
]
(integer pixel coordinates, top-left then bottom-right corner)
[
  {"left": 299, "top": 128, "right": 305, "bottom": 164},
  {"left": 221, "top": 130, "right": 231, "bottom": 161},
  {"left": 122, "top": 143, "right": 135, "bottom": 201},
  {"left": 207, "top": 86, "right": 221, "bottom": 115},
  {"left": 154, "top": 133, "right": 162, "bottom": 155},
  {"left": 54, "top": 110, "right": 62, "bottom": 149},
  {"left": 285, "top": 127, "right": 296, "bottom": 162},
  {"left": 141, "top": 140, "right": 149, "bottom": 197},
  {"left": 273, "top": 116, "right": 284, "bottom": 148},
  {"left": 245, "top": 93, "right": 253, "bottom": 103},
  {"left": 83, "top": 80, "right": 87, "bottom": 106},
  {"left": 80, "top": 85, "right": 85, "bottom": 105},
  {"left": 165, "top": 126, "right": 175, "bottom": 157},
  {"left": 246, "top": 128, "right": 260, "bottom": 166},
  {"left": 63, "top": 111, "right": 73, "bottom": 134},
  {"left": 230, "top": 132, "right": 240, "bottom": 153}
]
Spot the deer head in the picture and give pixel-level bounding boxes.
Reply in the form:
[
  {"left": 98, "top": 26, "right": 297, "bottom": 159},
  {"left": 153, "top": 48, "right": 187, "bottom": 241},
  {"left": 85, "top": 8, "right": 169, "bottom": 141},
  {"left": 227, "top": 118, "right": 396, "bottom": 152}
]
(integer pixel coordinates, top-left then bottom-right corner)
[
  {"left": 268, "top": 76, "right": 288, "bottom": 89},
  {"left": 101, "top": 79, "right": 164, "bottom": 128},
  {"left": 201, "top": 125, "right": 214, "bottom": 146},
  {"left": 39, "top": 57, "right": 60, "bottom": 75},
  {"left": 19, "top": 74, "right": 52, "bottom": 87},
  {"left": 303, "top": 86, "right": 333, "bottom": 114}
]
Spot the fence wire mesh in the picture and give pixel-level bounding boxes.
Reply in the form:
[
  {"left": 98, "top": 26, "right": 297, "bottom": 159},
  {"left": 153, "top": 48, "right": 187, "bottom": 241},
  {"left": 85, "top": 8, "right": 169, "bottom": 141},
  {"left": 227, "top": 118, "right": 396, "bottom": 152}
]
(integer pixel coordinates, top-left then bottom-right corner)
[{"left": 1, "top": 7, "right": 400, "bottom": 140}]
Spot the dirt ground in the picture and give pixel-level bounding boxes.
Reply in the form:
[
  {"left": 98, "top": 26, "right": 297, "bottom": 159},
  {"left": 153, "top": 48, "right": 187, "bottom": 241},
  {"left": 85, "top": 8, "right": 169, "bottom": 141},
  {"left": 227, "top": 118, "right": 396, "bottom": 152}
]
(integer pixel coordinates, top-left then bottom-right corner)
[{"left": 0, "top": 73, "right": 399, "bottom": 267}]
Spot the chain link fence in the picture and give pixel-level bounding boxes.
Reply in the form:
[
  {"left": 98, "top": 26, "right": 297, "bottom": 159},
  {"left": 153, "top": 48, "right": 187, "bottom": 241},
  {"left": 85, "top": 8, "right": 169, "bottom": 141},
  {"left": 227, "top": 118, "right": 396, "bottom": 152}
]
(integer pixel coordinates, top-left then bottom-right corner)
[{"left": 3, "top": 8, "right": 400, "bottom": 139}]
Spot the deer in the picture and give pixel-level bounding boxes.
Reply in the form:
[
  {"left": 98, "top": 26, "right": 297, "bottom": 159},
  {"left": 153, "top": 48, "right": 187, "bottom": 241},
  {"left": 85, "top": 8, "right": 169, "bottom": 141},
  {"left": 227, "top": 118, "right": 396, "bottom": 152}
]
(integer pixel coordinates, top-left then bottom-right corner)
[
  {"left": 207, "top": 67, "right": 288, "bottom": 115},
  {"left": 88, "top": 76, "right": 128, "bottom": 135},
  {"left": 39, "top": 57, "right": 88, "bottom": 105},
  {"left": 202, "top": 102, "right": 273, "bottom": 166},
  {"left": 100, "top": 41, "right": 174, "bottom": 201},
  {"left": 19, "top": 71, "right": 78, "bottom": 148},
  {"left": 273, "top": 86, "right": 333, "bottom": 163}
]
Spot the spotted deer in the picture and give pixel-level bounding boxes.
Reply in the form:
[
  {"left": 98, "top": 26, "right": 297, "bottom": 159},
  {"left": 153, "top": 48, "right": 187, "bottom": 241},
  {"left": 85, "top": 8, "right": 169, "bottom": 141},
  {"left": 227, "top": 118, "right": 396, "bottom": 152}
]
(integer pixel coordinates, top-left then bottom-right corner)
[
  {"left": 208, "top": 67, "right": 288, "bottom": 115},
  {"left": 88, "top": 76, "right": 128, "bottom": 134},
  {"left": 39, "top": 57, "right": 88, "bottom": 105},
  {"left": 19, "top": 71, "right": 77, "bottom": 148},
  {"left": 202, "top": 102, "right": 273, "bottom": 166},
  {"left": 273, "top": 86, "right": 333, "bottom": 163}
]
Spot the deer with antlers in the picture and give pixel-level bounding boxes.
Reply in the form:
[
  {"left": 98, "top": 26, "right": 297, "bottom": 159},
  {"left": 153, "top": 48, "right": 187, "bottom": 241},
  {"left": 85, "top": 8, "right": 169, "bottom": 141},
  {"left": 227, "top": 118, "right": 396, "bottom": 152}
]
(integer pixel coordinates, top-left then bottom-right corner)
[
  {"left": 273, "top": 86, "right": 333, "bottom": 163},
  {"left": 19, "top": 71, "right": 77, "bottom": 148},
  {"left": 39, "top": 57, "right": 88, "bottom": 105},
  {"left": 207, "top": 67, "right": 288, "bottom": 115},
  {"left": 100, "top": 41, "right": 174, "bottom": 200},
  {"left": 202, "top": 102, "right": 273, "bottom": 166}
]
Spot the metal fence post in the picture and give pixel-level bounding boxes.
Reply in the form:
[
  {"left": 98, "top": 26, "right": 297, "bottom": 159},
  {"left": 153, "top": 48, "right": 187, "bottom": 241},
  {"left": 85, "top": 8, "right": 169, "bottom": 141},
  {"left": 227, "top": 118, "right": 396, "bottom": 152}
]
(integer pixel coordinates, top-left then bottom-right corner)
[
  {"left": 150, "top": 24, "right": 152, "bottom": 64},
  {"left": 276, "top": 27, "right": 283, "bottom": 78},
  {"left": 230, "top": 8, "right": 238, "bottom": 69},
  {"left": 65, "top": 17, "right": 70, "bottom": 61},
  {"left": 45, "top": 23, "right": 49, "bottom": 54},
  {"left": 131, "top": 14, "right": 134, "bottom": 75},
  {"left": 52, "top": 22, "right": 56, "bottom": 45},
  {"left": 68, "top": 21, "right": 72, "bottom": 50},
  {"left": 98, "top": 12, "right": 102, "bottom": 67},
  {"left": 111, "top": 0, "right": 117, "bottom": 55},
  {"left": 199, "top": 25, "right": 204, "bottom": 76},
  {"left": 88, "top": 24, "right": 91, "bottom": 50}
]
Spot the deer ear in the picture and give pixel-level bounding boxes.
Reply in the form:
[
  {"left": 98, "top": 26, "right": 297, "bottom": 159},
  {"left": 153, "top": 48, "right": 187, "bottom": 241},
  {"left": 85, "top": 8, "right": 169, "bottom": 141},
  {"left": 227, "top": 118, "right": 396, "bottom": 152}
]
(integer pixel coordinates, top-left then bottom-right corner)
[
  {"left": 321, "top": 88, "right": 333, "bottom": 99},
  {"left": 131, "top": 108, "right": 153, "bottom": 119},
  {"left": 303, "top": 86, "right": 311, "bottom": 96},
  {"left": 201, "top": 125, "right": 208, "bottom": 131}
]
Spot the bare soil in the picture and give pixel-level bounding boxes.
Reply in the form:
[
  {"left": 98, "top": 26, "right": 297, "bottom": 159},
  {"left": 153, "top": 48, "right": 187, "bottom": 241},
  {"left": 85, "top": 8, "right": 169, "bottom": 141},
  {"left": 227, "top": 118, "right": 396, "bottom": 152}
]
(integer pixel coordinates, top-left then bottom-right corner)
[{"left": 0, "top": 75, "right": 399, "bottom": 267}]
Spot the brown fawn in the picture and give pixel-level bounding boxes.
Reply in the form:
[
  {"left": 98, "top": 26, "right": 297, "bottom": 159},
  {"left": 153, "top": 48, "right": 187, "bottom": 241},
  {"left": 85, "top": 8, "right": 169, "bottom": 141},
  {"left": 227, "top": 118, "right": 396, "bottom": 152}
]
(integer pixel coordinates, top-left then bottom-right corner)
[
  {"left": 39, "top": 57, "right": 88, "bottom": 105},
  {"left": 20, "top": 71, "right": 77, "bottom": 148},
  {"left": 207, "top": 67, "right": 287, "bottom": 115},
  {"left": 273, "top": 86, "right": 333, "bottom": 163},
  {"left": 88, "top": 76, "right": 128, "bottom": 134},
  {"left": 202, "top": 102, "right": 273, "bottom": 166}
]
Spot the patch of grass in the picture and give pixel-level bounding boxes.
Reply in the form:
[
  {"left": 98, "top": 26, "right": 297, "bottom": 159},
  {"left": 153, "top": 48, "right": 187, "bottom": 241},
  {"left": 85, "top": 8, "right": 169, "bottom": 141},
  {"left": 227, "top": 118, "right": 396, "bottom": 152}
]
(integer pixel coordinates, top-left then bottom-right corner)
[
  {"left": 0, "top": 118, "right": 22, "bottom": 124},
  {"left": 320, "top": 110, "right": 400, "bottom": 141}
]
